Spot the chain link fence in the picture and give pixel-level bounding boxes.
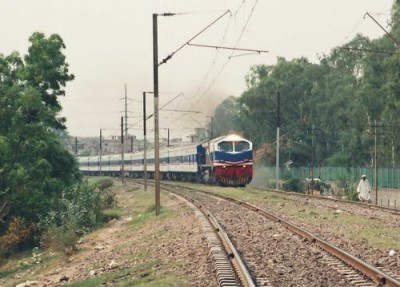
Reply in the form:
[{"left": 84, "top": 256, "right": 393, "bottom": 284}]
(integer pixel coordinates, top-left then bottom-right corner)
[{"left": 276, "top": 166, "right": 400, "bottom": 188}]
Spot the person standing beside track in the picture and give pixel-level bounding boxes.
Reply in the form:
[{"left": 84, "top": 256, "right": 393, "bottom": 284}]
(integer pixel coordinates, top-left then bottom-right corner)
[{"left": 357, "top": 175, "right": 371, "bottom": 202}]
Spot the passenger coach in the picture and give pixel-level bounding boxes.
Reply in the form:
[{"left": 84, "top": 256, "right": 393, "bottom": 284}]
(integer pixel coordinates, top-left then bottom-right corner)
[{"left": 79, "top": 133, "right": 253, "bottom": 187}]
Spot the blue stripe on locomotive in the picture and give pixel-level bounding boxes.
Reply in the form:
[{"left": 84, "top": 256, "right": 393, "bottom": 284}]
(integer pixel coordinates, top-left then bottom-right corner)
[{"left": 213, "top": 150, "right": 253, "bottom": 162}]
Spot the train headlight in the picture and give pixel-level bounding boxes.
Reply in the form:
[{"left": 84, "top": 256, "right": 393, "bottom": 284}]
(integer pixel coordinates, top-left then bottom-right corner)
[{"left": 223, "top": 166, "right": 226, "bottom": 168}]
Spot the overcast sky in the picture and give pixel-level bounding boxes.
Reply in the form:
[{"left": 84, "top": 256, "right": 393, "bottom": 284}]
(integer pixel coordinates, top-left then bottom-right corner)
[{"left": 0, "top": 0, "right": 394, "bottom": 140}]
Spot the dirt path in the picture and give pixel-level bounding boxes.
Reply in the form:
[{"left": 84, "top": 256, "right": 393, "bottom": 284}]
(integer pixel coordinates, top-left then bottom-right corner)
[{"left": 1, "top": 181, "right": 218, "bottom": 287}]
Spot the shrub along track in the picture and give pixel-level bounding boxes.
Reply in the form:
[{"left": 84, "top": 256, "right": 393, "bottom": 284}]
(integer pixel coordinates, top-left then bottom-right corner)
[{"left": 158, "top": 182, "right": 400, "bottom": 287}]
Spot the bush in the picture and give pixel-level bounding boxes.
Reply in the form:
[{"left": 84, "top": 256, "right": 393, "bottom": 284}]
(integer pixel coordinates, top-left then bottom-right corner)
[
  {"left": 91, "top": 177, "right": 116, "bottom": 208},
  {"left": 102, "top": 189, "right": 117, "bottom": 208},
  {"left": 93, "top": 177, "right": 114, "bottom": 191},
  {"left": 40, "top": 225, "right": 78, "bottom": 255},
  {"left": 335, "top": 176, "right": 358, "bottom": 201},
  {"left": 0, "top": 217, "right": 36, "bottom": 259},
  {"left": 38, "top": 182, "right": 102, "bottom": 247},
  {"left": 344, "top": 183, "right": 358, "bottom": 201},
  {"left": 282, "top": 178, "right": 304, "bottom": 193}
]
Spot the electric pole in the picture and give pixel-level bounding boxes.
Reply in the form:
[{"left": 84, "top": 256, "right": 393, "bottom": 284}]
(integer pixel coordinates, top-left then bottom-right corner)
[
  {"left": 374, "top": 120, "right": 378, "bottom": 205},
  {"left": 275, "top": 91, "right": 280, "bottom": 190},
  {"left": 99, "top": 129, "right": 102, "bottom": 176},
  {"left": 124, "top": 84, "right": 128, "bottom": 141},
  {"left": 121, "top": 117, "right": 125, "bottom": 184},
  {"left": 75, "top": 137, "right": 78, "bottom": 156},
  {"left": 143, "top": 91, "right": 148, "bottom": 192},
  {"left": 153, "top": 14, "right": 160, "bottom": 216}
]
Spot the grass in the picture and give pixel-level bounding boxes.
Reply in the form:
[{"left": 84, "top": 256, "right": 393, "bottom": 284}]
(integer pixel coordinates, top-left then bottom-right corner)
[
  {"left": 101, "top": 207, "right": 122, "bottom": 222},
  {"left": 68, "top": 259, "right": 186, "bottom": 287},
  {"left": 276, "top": 203, "right": 400, "bottom": 250},
  {"left": 0, "top": 264, "right": 32, "bottom": 281},
  {"left": 170, "top": 181, "right": 400, "bottom": 251},
  {"left": 67, "top": 189, "right": 187, "bottom": 287},
  {"left": 86, "top": 176, "right": 114, "bottom": 186},
  {"left": 129, "top": 191, "right": 175, "bottom": 231},
  {"left": 1, "top": 182, "right": 190, "bottom": 287},
  {"left": 0, "top": 252, "right": 59, "bottom": 287},
  {"left": 166, "top": 181, "right": 291, "bottom": 203}
]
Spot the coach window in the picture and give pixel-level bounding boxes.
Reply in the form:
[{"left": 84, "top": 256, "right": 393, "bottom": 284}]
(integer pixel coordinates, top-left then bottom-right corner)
[
  {"left": 218, "top": 141, "right": 233, "bottom": 152},
  {"left": 234, "top": 141, "right": 250, "bottom": 152}
]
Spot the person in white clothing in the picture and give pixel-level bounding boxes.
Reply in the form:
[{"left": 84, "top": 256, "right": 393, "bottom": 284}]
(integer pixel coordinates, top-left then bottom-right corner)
[{"left": 357, "top": 175, "right": 371, "bottom": 202}]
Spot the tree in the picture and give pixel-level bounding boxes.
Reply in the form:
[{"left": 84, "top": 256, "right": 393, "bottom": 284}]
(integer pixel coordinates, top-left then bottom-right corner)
[
  {"left": 0, "top": 33, "right": 78, "bottom": 234},
  {"left": 213, "top": 96, "right": 240, "bottom": 136},
  {"left": 23, "top": 32, "right": 75, "bottom": 129}
]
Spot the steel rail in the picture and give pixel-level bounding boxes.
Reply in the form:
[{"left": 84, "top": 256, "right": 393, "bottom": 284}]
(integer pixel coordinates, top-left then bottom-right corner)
[
  {"left": 171, "top": 189, "right": 256, "bottom": 287},
  {"left": 130, "top": 179, "right": 256, "bottom": 287},
  {"left": 197, "top": 189, "right": 400, "bottom": 287},
  {"left": 255, "top": 186, "right": 400, "bottom": 215},
  {"left": 131, "top": 179, "right": 400, "bottom": 286}
]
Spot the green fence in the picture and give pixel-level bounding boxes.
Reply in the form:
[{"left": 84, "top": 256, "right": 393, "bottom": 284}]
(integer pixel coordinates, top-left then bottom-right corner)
[{"left": 269, "top": 166, "right": 400, "bottom": 188}]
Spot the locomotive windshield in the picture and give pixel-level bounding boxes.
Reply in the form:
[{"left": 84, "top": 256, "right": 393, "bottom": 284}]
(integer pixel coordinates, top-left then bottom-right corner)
[
  {"left": 218, "top": 141, "right": 250, "bottom": 152},
  {"left": 218, "top": 141, "right": 233, "bottom": 152},
  {"left": 234, "top": 141, "right": 250, "bottom": 152}
]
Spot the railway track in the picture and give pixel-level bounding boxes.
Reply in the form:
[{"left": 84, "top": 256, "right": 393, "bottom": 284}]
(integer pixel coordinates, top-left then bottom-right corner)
[
  {"left": 171, "top": 191, "right": 255, "bottom": 287},
  {"left": 255, "top": 186, "right": 400, "bottom": 215},
  {"left": 131, "top": 179, "right": 255, "bottom": 286},
  {"left": 146, "top": 180, "right": 400, "bottom": 287}
]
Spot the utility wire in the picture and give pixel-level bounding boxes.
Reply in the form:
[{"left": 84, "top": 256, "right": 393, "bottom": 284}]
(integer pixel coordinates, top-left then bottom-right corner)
[
  {"left": 233, "top": 0, "right": 259, "bottom": 49},
  {"left": 364, "top": 12, "right": 399, "bottom": 46},
  {"left": 166, "top": 11, "right": 232, "bottom": 129},
  {"left": 131, "top": 92, "right": 185, "bottom": 127},
  {"left": 191, "top": 0, "right": 260, "bottom": 107},
  {"left": 340, "top": 47, "right": 400, "bottom": 55},
  {"left": 160, "top": 1, "right": 260, "bottom": 133},
  {"left": 189, "top": 14, "right": 232, "bottom": 99},
  {"left": 234, "top": 0, "right": 247, "bottom": 17},
  {"left": 159, "top": 10, "right": 231, "bottom": 66},
  {"left": 187, "top": 43, "right": 268, "bottom": 53}
]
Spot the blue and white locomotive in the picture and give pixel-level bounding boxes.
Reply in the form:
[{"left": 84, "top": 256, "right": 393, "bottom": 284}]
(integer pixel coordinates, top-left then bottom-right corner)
[{"left": 79, "top": 133, "right": 253, "bottom": 187}]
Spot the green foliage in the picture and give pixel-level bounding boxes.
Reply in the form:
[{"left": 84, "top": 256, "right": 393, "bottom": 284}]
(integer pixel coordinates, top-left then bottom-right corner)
[
  {"left": 0, "top": 32, "right": 84, "bottom": 256},
  {"left": 67, "top": 260, "right": 185, "bottom": 287},
  {"left": 334, "top": 176, "right": 358, "bottom": 200},
  {"left": 40, "top": 225, "right": 78, "bottom": 255},
  {"left": 346, "top": 184, "right": 359, "bottom": 201},
  {"left": 213, "top": 2, "right": 400, "bottom": 169},
  {"left": 90, "top": 177, "right": 116, "bottom": 208},
  {"left": 37, "top": 182, "right": 104, "bottom": 254},
  {"left": 0, "top": 217, "right": 36, "bottom": 258},
  {"left": 282, "top": 178, "right": 305, "bottom": 193},
  {"left": 101, "top": 208, "right": 121, "bottom": 222},
  {"left": 39, "top": 183, "right": 102, "bottom": 236},
  {"left": 93, "top": 177, "right": 114, "bottom": 191},
  {"left": 213, "top": 96, "right": 241, "bottom": 136}
]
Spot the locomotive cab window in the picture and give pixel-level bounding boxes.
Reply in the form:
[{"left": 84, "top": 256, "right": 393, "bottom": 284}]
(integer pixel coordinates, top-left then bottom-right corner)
[
  {"left": 218, "top": 141, "right": 233, "bottom": 152},
  {"left": 234, "top": 141, "right": 250, "bottom": 152}
]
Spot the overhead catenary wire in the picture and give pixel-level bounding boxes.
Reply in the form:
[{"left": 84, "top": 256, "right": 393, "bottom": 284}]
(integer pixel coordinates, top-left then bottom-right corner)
[
  {"left": 188, "top": 14, "right": 232, "bottom": 99},
  {"left": 341, "top": 11, "right": 399, "bottom": 56},
  {"left": 340, "top": 47, "right": 400, "bottom": 55},
  {"left": 364, "top": 12, "right": 399, "bottom": 47},
  {"left": 187, "top": 43, "right": 268, "bottom": 53},
  {"left": 159, "top": 10, "right": 231, "bottom": 66},
  {"left": 161, "top": 10, "right": 233, "bottom": 129},
  {"left": 150, "top": 1, "right": 262, "bottom": 139},
  {"left": 167, "top": 0, "right": 263, "bottom": 134},
  {"left": 190, "top": 0, "right": 261, "bottom": 107},
  {"left": 130, "top": 92, "right": 185, "bottom": 127}
]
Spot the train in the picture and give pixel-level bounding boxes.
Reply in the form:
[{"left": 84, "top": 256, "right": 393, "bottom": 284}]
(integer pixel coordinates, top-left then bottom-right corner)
[{"left": 78, "top": 133, "right": 253, "bottom": 187}]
